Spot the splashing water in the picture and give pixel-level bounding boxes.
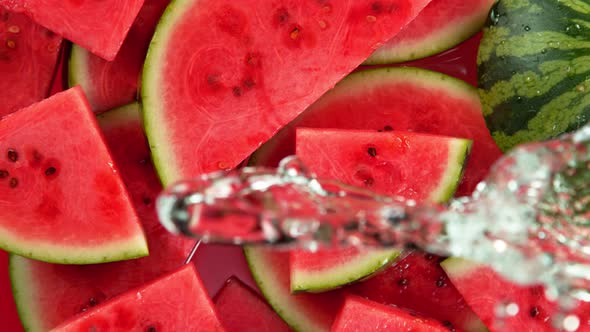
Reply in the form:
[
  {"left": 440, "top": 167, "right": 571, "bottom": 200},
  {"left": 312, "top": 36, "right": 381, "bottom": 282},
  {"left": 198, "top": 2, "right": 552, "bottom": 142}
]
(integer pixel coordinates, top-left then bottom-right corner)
[{"left": 157, "top": 124, "right": 590, "bottom": 329}]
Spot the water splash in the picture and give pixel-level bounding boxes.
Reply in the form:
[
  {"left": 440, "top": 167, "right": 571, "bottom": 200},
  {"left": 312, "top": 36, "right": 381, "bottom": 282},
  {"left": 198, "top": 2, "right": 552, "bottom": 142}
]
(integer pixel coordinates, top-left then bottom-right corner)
[{"left": 157, "top": 124, "right": 590, "bottom": 328}]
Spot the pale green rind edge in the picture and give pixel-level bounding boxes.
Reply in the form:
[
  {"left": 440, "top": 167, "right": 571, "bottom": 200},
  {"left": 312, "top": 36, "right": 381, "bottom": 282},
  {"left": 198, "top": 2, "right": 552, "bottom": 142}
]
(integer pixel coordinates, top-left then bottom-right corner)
[
  {"left": 140, "top": 0, "right": 190, "bottom": 187},
  {"left": 10, "top": 255, "right": 44, "bottom": 332},
  {"left": 364, "top": 1, "right": 493, "bottom": 65},
  {"left": 68, "top": 44, "right": 93, "bottom": 105},
  {"left": 291, "top": 250, "right": 400, "bottom": 293},
  {"left": 97, "top": 102, "right": 141, "bottom": 128},
  {"left": 430, "top": 139, "right": 474, "bottom": 203},
  {"left": 244, "top": 247, "right": 327, "bottom": 332}
]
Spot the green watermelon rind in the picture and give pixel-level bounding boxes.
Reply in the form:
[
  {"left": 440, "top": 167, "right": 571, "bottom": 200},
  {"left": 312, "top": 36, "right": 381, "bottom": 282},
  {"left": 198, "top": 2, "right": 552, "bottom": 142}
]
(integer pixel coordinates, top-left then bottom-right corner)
[
  {"left": 290, "top": 249, "right": 400, "bottom": 293},
  {"left": 364, "top": 0, "right": 491, "bottom": 64},
  {"left": 97, "top": 102, "right": 142, "bottom": 127},
  {"left": 140, "top": 0, "right": 186, "bottom": 187},
  {"left": 68, "top": 45, "right": 93, "bottom": 108},
  {"left": 0, "top": 229, "right": 148, "bottom": 266},
  {"left": 431, "top": 138, "right": 473, "bottom": 202},
  {"left": 244, "top": 247, "right": 329, "bottom": 332},
  {"left": 10, "top": 255, "right": 44, "bottom": 332}
]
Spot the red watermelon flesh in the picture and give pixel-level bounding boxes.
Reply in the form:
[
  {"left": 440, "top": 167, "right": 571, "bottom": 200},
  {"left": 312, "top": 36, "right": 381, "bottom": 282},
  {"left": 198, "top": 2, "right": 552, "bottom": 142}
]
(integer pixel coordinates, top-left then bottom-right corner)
[
  {"left": 0, "top": 8, "right": 62, "bottom": 117},
  {"left": 141, "top": 0, "right": 432, "bottom": 185},
  {"left": 9, "top": 103, "right": 194, "bottom": 332},
  {"left": 251, "top": 66, "right": 502, "bottom": 196},
  {"left": 244, "top": 247, "right": 346, "bottom": 332},
  {"left": 214, "top": 276, "right": 292, "bottom": 332},
  {"left": 366, "top": 0, "right": 495, "bottom": 64},
  {"left": 350, "top": 252, "right": 487, "bottom": 332},
  {"left": 442, "top": 258, "right": 590, "bottom": 332},
  {"left": 68, "top": 0, "right": 170, "bottom": 112},
  {"left": 0, "top": 87, "right": 147, "bottom": 264},
  {"left": 51, "top": 264, "right": 225, "bottom": 332},
  {"left": 332, "top": 295, "right": 452, "bottom": 332},
  {"left": 0, "top": 0, "right": 144, "bottom": 60}
]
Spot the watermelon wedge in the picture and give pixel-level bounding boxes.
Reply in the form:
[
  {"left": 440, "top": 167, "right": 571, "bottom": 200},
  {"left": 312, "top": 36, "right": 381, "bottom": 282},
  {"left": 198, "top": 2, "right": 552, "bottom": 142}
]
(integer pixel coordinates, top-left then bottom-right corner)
[
  {"left": 290, "top": 129, "right": 471, "bottom": 292},
  {"left": 214, "top": 276, "right": 292, "bottom": 332},
  {"left": 332, "top": 295, "right": 451, "bottom": 332},
  {"left": 51, "top": 264, "right": 225, "bottom": 332},
  {"left": 0, "top": 8, "right": 62, "bottom": 117},
  {"left": 442, "top": 258, "right": 590, "bottom": 332},
  {"left": 350, "top": 252, "right": 487, "bottom": 332},
  {"left": 244, "top": 247, "right": 345, "bottom": 332},
  {"left": 366, "top": 0, "right": 495, "bottom": 64},
  {"left": 9, "top": 102, "right": 195, "bottom": 332},
  {"left": 0, "top": 87, "right": 147, "bottom": 264},
  {"left": 141, "top": 0, "right": 432, "bottom": 185},
  {"left": 0, "top": 0, "right": 145, "bottom": 60},
  {"left": 69, "top": 0, "right": 170, "bottom": 112},
  {"left": 252, "top": 66, "right": 502, "bottom": 196}
]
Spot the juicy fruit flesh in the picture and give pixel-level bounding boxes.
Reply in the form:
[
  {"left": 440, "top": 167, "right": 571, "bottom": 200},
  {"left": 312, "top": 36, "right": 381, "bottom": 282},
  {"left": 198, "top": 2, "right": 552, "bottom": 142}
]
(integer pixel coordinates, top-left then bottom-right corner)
[
  {"left": 332, "top": 295, "right": 450, "bottom": 332},
  {"left": 51, "top": 265, "right": 225, "bottom": 332},
  {"left": 142, "top": 0, "right": 431, "bottom": 185},
  {"left": 0, "top": 87, "right": 147, "bottom": 264},
  {"left": 0, "top": 0, "right": 145, "bottom": 61},
  {"left": 69, "top": 0, "right": 171, "bottom": 112},
  {"left": 9, "top": 103, "right": 194, "bottom": 332},
  {"left": 0, "top": 8, "right": 62, "bottom": 117},
  {"left": 214, "top": 277, "right": 291, "bottom": 332},
  {"left": 366, "top": 0, "right": 495, "bottom": 64},
  {"left": 252, "top": 67, "right": 502, "bottom": 196}
]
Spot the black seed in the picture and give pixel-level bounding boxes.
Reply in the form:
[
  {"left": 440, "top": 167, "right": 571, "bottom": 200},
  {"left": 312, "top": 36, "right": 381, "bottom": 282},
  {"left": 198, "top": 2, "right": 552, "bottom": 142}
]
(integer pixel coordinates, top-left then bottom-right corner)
[
  {"left": 7, "top": 149, "right": 18, "bottom": 162},
  {"left": 142, "top": 196, "right": 152, "bottom": 206},
  {"left": 363, "top": 177, "right": 374, "bottom": 187},
  {"left": 442, "top": 321, "right": 455, "bottom": 332},
  {"left": 367, "top": 147, "right": 377, "bottom": 157},
  {"left": 9, "top": 177, "right": 18, "bottom": 188},
  {"left": 243, "top": 77, "right": 256, "bottom": 89},
  {"left": 0, "top": 170, "right": 8, "bottom": 179},
  {"left": 436, "top": 276, "right": 447, "bottom": 288},
  {"left": 88, "top": 297, "right": 99, "bottom": 307},
  {"left": 397, "top": 278, "right": 409, "bottom": 287},
  {"left": 275, "top": 7, "right": 290, "bottom": 25},
  {"left": 232, "top": 86, "right": 242, "bottom": 97},
  {"left": 383, "top": 125, "right": 393, "bottom": 131},
  {"left": 371, "top": 1, "right": 383, "bottom": 13},
  {"left": 206, "top": 74, "right": 219, "bottom": 86},
  {"left": 146, "top": 326, "right": 157, "bottom": 332},
  {"left": 245, "top": 53, "right": 261, "bottom": 67},
  {"left": 45, "top": 167, "right": 57, "bottom": 176},
  {"left": 530, "top": 306, "right": 540, "bottom": 318}
]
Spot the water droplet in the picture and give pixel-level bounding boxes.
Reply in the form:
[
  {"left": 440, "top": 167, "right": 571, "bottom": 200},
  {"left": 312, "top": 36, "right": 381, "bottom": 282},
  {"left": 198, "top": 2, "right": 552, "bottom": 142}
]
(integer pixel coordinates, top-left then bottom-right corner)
[
  {"left": 524, "top": 25, "right": 531, "bottom": 31},
  {"left": 563, "top": 315, "right": 580, "bottom": 332}
]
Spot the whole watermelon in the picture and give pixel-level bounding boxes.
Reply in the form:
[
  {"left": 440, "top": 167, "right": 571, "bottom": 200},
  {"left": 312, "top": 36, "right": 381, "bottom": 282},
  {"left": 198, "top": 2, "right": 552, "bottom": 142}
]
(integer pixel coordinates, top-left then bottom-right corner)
[{"left": 478, "top": 0, "right": 590, "bottom": 151}]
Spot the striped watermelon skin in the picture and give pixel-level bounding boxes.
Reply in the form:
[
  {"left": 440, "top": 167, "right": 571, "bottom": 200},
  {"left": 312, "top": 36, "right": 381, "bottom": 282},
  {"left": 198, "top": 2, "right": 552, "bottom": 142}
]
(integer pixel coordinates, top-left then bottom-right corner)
[{"left": 478, "top": 0, "right": 590, "bottom": 151}]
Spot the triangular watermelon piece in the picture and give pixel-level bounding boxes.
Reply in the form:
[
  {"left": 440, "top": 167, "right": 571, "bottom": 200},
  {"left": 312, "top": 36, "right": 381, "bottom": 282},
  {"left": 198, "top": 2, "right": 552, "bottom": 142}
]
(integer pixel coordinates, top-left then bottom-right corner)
[
  {"left": 9, "top": 103, "right": 195, "bottom": 332},
  {"left": 0, "top": 0, "right": 145, "bottom": 60},
  {"left": 0, "top": 87, "right": 147, "bottom": 263},
  {"left": 141, "top": 0, "right": 432, "bottom": 185},
  {"left": 50, "top": 264, "right": 225, "bottom": 332},
  {"left": 0, "top": 7, "right": 62, "bottom": 117},
  {"left": 69, "top": 0, "right": 171, "bottom": 112},
  {"left": 214, "top": 276, "right": 292, "bottom": 332},
  {"left": 333, "top": 295, "right": 451, "bottom": 332}
]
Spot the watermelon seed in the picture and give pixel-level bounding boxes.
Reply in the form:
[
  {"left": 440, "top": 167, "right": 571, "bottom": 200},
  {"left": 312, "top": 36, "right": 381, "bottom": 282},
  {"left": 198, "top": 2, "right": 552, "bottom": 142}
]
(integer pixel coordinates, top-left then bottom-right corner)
[
  {"left": 274, "top": 7, "right": 290, "bottom": 26},
  {"left": 7, "top": 149, "right": 18, "bottom": 162},
  {"left": 245, "top": 53, "right": 261, "bottom": 67},
  {"left": 139, "top": 158, "right": 148, "bottom": 165},
  {"left": 44, "top": 167, "right": 57, "bottom": 177},
  {"left": 436, "top": 276, "right": 447, "bottom": 288},
  {"left": 146, "top": 326, "right": 157, "bottom": 332},
  {"left": 243, "top": 77, "right": 256, "bottom": 89},
  {"left": 442, "top": 320, "right": 456, "bottom": 332},
  {"left": 366, "top": 15, "right": 377, "bottom": 23},
  {"left": 371, "top": 2, "right": 383, "bottom": 13},
  {"left": 5, "top": 40, "right": 15, "bottom": 49},
  {"left": 530, "top": 306, "right": 540, "bottom": 317},
  {"left": 232, "top": 86, "right": 243, "bottom": 97},
  {"left": 7, "top": 25, "right": 20, "bottom": 34},
  {"left": 142, "top": 196, "right": 152, "bottom": 206},
  {"left": 384, "top": 125, "right": 393, "bottom": 131},
  {"left": 9, "top": 177, "right": 18, "bottom": 188},
  {"left": 364, "top": 177, "right": 374, "bottom": 186},
  {"left": 0, "top": 170, "right": 8, "bottom": 179},
  {"left": 318, "top": 20, "right": 327, "bottom": 29},
  {"left": 290, "top": 27, "right": 300, "bottom": 40},
  {"left": 367, "top": 147, "right": 377, "bottom": 157},
  {"left": 397, "top": 278, "right": 409, "bottom": 287}
]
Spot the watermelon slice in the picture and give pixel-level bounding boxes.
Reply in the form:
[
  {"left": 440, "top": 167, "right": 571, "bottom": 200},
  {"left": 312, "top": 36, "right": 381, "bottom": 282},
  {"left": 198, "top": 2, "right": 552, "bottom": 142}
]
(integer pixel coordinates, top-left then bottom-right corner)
[
  {"left": 350, "top": 252, "right": 487, "bottom": 332},
  {"left": 366, "top": 0, "right": 495, "bottom": 64},
  {"left": 0, "top": 87, "right": 147, "bottom": 264},
  {"left": 214, "top": 276, "right": 292, "bottom": 332},
  {"left": 0, "top": 8, "right": 62, "bottom": 117},
  {"left": 244, "top": 247, "right": 345, "bottom": 332},
  {"left": 68, "top": 0, "right": 170, "bottom": 112},
  {"left": 0, "top": 0, "right": 144, "bottom": 61},
  {"left": 141, "top": 0, "right": 432, "bottom": 185},
  {"left": 290, "top": 129, "right": 471, "bottom": 292},
  {"left": 251, "top": 66, "right": 503, "bottom": 196},
  {"left": 332, "top": 295, "right": 451, "bottom": 332},
  {"left": 9, "top": 102, "right": 195, "bottom": 332},
  {"left": 441, "top": 258, "right": 590, "bottom": 332},
  {"left": 51, "top": 264, "right": 225, "bottom": 332}
]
